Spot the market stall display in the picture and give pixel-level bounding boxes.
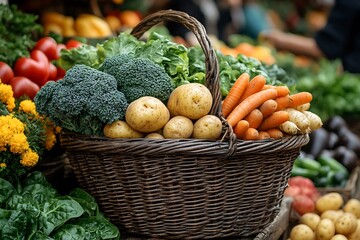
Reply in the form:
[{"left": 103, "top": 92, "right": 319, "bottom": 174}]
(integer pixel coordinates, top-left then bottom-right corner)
[{"left": 1, "top": 1, "right": 360, "bottom": 239}]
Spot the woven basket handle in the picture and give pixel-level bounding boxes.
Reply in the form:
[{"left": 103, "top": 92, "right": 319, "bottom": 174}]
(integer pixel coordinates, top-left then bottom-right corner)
[{"left": 131, "top": 10, "right": 237, "bottom": 157}]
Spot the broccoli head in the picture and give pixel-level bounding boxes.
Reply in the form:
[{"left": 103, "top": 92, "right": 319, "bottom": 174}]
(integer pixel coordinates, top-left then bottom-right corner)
[
  {"left": 100, "top": 54, "right": 174, "bottom": 103},
  {"left": 34, "top": 64, "right": 128, "bottom": 136}
]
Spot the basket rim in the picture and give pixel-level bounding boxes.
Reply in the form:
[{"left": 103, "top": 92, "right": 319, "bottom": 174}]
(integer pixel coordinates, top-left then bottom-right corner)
[{"left": 60, "top": 131, "right": 309, "bottom": 157}]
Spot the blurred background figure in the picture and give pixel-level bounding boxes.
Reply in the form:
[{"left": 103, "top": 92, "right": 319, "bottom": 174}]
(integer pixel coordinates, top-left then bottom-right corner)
[
  {"left": 163, "top": 0, "right": 271, "bottom": 45},
  {"left": 260, "top": 0, "right": 360, "bottom": 73}
]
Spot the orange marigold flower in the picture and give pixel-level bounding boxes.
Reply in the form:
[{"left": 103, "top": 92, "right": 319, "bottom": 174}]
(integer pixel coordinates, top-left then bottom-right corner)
[
  {"left": 9, "top": 133, "right": 29, "bottom": 154},
  {"left": 20, "top": 150, "right": 39, "bottom": 167},
  {"left": 19, "top": 100, "right": 37, "bottom": 115}
]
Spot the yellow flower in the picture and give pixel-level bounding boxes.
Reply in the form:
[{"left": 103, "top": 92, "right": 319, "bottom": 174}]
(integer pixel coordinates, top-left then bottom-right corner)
[
  {"left": 19, "top": 100, "right": 37, "bottom": 115},
  {"left": 0, "top": 82, "right": 13, "bottom": 104},
  {"left": 45, "top": 129, "right": 57, "bottom": 150},
  {"left": 0, "top": 163, "right": 6, "bottom": 168},
  {"left": 6, "top": 97, "right": 15, "bottom": 112},
  {"left": 20, "top": 150, "right": 39, "bottom": 167},
  {"left": 9, "top": 133, "right": 29, "bottom": 154}
]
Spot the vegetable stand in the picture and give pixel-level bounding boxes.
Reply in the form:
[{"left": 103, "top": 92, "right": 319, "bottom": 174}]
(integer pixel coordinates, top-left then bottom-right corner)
[{"left": 60, "top": 10, "right": 309, "bottom": 240}]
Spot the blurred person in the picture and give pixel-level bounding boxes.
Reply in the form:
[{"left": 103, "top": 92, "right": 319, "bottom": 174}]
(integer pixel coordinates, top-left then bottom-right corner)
[
  {"left": 260, "top": 0, "right": 360, "bottom": 73},
  {"left": 165, "top": 0, "right": 270, "bottom": 45}
]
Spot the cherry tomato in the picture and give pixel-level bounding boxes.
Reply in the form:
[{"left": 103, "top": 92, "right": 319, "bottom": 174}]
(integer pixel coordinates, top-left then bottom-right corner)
[
  {"left": 0, "top": 61, "right": 14, "bottom": 84},
  {"left": 14, "top": 50, "right": 49, "bottom": 87},
  {"left": 10, "top": 76, "right": 40, "bottom": 99},
  {"left": 33, "top": 37, "right": 58, "bottom": 61},
  {"left": 48, "top": 62, "right": 58, "bottom": 81},
  {"left": 55, "top": 43, "right": 66, "bottom": 59},
  {"left": 66, "top": 39, "right": 83, "bottom": 49}
]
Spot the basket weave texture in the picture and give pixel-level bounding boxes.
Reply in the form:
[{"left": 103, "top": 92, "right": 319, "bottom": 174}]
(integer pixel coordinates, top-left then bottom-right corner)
[{"left": 60, "top": 10, "right": 309, "bottom": 240}]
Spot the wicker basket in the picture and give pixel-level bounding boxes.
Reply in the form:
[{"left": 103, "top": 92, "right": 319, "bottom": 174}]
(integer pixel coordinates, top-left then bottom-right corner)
[{"left": 60, "top": 10, "right": 309, "bottom": 240}]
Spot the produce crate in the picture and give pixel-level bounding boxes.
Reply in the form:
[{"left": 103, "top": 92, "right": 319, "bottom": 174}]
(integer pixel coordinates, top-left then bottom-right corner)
[
  {"left": 317, "top": 166, "right": 360, "bottom": 202},
  {"left": 60, "top": 9, "right": 309, "bottom": 240}
]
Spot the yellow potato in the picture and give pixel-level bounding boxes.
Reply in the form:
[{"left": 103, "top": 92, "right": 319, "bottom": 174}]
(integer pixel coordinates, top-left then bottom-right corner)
[
  {"left": 103, "top": 120, "right": 144, "bottom": 138},
  {"left": 316, "top": 192, "right": 344, "bottom": 214},
  {"left": 347, "top": 219, "right": 360, "bottom": 240},
  {"left": 300, "top": 213, "right": 321, "bottom": 231},
  {"left": 163, "top": 116, "right": 193, "bottom": 139},
  {"left": 343, "top": 199, "right": 360, "bottom": 218},
  {"left": 335, "top": 212, "right": 358, "bottom": 236},
  {"left": 316, "top": 218, "right": 336, "bottom": 240},
  {"left": 321, "top": 210, "right": 344, "bottom": 224},
  {"left": 330, "top": 234, "right": 348, "bottom": 240},
  {"left": 145, "top": 133, "right": 165, "bottom": 139},
  {"left": 192, "top": 115, "right": 222, "bottom": 140},
  {"left": 125, "top": 96, "right": 170, "bottom": 133},
  {"left": 167, "top": 83, "right": 213, "bottom": 120},
  {"left": 290, "top": 224, "right": 316, "bottom": 240}
]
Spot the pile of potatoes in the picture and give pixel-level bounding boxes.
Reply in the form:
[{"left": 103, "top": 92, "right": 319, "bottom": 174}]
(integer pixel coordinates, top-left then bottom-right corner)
[
  {"left": 289, "top": 192, "right": 360, "bottom": 240},
  {"left": 103, "top": 83, "right": 223, "bottom": 140}
]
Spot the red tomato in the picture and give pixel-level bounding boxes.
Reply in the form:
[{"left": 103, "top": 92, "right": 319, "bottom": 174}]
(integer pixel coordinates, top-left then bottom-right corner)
[
  {"left": 55, "top": 66, "right": 66, "bottom": 80},
  {"left": 10, "top": 76, "right": 40, "bottom": 99},
  {"left": 292, "top": 195, "right": 316, "bottom": 216},
  {"left": 284, "top": 186, "right": 301, "bottom": 198},
  {"left": 0, "top": 61, "right": 14, "bottom": 84},
  {"left": 14, "top": 50, "right": 49, "bottom": 87},
  {"left": 33, "top": 37, "right": 58, "bottom": 61},
  {"left": 66, "top": 39, "right": 83, "bottom": 49},
  {"left": 288, "top": 176, "right": 316, "bottom": 189},
  {"left": 48, "top": 62, "right": 58, "bottom": 81},
  {"left": 55, "top": 43, "right": 66, "bottom": 59}
]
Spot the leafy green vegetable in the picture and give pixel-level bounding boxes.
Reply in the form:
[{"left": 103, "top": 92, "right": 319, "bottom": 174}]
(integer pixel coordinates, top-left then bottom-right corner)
[
  {"left": 0, "top": 4, "right": 43, "bottom": 66},
  {"left": 0, "top": 171, "right": 120, "bottom": 240},
  {"left": 296, "top": 59, "right": 360, "bottom": 121}
]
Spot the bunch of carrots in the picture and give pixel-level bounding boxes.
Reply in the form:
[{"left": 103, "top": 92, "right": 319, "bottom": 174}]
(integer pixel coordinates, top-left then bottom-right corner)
[{"left": 222, "top": 73, "right": 322, "bottom": 140}]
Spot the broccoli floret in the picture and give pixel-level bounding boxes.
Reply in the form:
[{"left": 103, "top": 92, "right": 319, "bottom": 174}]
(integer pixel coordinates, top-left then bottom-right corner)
[
  {"left": 100, "top": 55, "right": 174, "bottom": 103},
  {"left": 34, "top": 64, "right": 128, "bottom": 136}
]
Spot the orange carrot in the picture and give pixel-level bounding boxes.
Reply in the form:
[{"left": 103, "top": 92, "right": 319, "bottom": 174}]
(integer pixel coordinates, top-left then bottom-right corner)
[
  {"left": 287, "top": 92, "right": 313, "bottom": 108},
  {"left": 243, "top": 128, "right": 259, "bottom": 140},
  {"left": 259, "top": 131, "right": 271, "bottom": 140},
  {"left": 274, "top": 86, "right": 290, "bottom": 97},
  {"left": 259, "top": 99, "right": 278, "bottom": 118},
  {"left": 267, "top": 128, "right": 284, "bottom": 139},
  {"left": 258, "top": 110, "right": 290, "bottom": 131},
  {"left": 275, "top": 92, "right": 313, "bottom": 111},
  {"left": 262, "top": 85, "right": 289, "bottom": 97},
  {"left": 222, "top": 73, "right": 250, "bottom": 117},
  {"left": 233, "top": 120, "right": 249, "bottom": 139},
  {"left": 262, "top": 84, "right": 273, "bottom": 90},
  {"left": 226, "top": 88, "right": 278, "bottom": 127},
  {"left": 238, "top": 75, "right": 267, "bottom": 103},
  {"left": 244, "top": 109, "right": 263, "bottom": 129}
]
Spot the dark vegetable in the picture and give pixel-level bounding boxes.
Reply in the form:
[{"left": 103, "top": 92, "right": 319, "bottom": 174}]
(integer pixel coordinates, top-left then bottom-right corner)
[
  {"left": 324, "top": 115, "right": 348, "bottom": 133},
  {"left": 337, "top": 127, "right": 360, "bottom": 157},
  {"left": 334, "top": 146, "right": 358, "bottom": 172},
  {"left": 327, "top": 132, "right": 340, "bottom": 149},
  {"left": 303, "top": 128, "right": 329, "bottom": 159}
]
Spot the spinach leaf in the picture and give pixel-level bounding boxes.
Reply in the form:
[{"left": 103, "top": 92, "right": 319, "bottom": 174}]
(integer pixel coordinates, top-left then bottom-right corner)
[
  {"left": 38, "top": 199, "right": 84, "bottom": 235},
  {"left": 21, "top": 183, "right": 59, "bottom": 204},
  {"left": 51, "top": 224, "right": 86, "bottom": 240},
  {"left": 69, "top": 216, "right": 120, "bottom": 240},
  {"left": 0, "top": 210, "right": 27, "bottom": 240},
  {"left": 30, "top": 231, "right": 54, "bottom": 240},
  {"left": 0, "top": 178, "right": 14, "bottom": 205}
]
